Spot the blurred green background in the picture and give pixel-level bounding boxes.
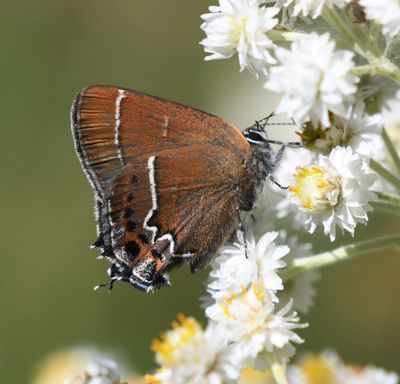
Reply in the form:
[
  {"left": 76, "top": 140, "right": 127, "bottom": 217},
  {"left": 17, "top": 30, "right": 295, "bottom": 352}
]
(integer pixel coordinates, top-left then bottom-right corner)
[{"left": 1, "top": 1, "right": 399, "bottom": 382}]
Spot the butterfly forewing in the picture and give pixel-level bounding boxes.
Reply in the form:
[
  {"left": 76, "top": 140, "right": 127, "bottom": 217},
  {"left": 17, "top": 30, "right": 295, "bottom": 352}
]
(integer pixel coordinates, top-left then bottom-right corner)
[{"left": 71, "top": 85, "right": 253, "bottom": 291}]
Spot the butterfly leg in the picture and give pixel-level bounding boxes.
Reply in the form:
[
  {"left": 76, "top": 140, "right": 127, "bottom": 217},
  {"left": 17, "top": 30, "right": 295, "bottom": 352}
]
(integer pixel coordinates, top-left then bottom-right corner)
[
  {"left": 267, "top": 144, "right": 290, "bottom": 189},
  {"left": 237, "top": 210, "right": 248, "bottom": 258},
  {"left": 266, "top": 139, "right": 303, "bottom": 148},
  {"left": 268, "top": 173, "right": 289, "bottom": 190},
  {"left": 272, "top": 144, "right": 286, "bottom": 166},
  {"left": 94, "top": 264, "right": 125, "bottom": 291}
]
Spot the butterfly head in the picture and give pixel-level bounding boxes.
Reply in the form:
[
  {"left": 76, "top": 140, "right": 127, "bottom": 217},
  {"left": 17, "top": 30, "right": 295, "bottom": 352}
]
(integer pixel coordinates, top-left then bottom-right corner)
[{"left": 243, "top": 123, "right": 275, "bottom": 172}]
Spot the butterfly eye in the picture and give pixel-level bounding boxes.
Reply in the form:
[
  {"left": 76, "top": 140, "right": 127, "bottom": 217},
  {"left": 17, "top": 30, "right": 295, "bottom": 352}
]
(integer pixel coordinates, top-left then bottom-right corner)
[{"left": 244, "top": 130, "right": 266, "bottom": 143}]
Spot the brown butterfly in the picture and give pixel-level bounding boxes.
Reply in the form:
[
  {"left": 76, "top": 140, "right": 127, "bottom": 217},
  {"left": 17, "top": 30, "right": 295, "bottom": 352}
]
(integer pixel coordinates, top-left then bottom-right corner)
[{"left": 71, "top": 85, "right": 290, "bottom": 292}]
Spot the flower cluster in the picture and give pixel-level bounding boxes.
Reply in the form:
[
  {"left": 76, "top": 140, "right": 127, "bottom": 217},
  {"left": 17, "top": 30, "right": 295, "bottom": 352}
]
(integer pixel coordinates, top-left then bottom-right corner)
[
  {"left": 239, "top": 350, "right": 399, "bottom": 384},
  {"left": 146, "top": 232, "right": 310, "bottom": 383},
  {"left": 195, "top": 0, "right": 400, "bottom": 381},
  {"left": 32, "top": 347, "right": 141, "bottom": 384},
  {"left": 359, "top": 0, "right": 400, "bottom": 37},
  {"left": 145, "top": 315, "right": 242, "bottom": 384},
  {"left": 200, "top": 0, "right": 400, "bottom": 242},
  {"left": 200, "top": 0, "right": 278, "bottom": 77},
  {"left": 266, "top": 32, "right": 358, "bottom": 127},
  {"left": 287, "top": 351, "right": 399, "bottom": 384}
]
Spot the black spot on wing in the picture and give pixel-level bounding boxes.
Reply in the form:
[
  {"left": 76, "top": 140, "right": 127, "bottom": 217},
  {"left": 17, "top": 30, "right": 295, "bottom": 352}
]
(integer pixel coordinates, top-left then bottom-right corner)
[
  {"left": 126, "top": 219, "right": 137, "bottom": 232},
  {"left": 124, "top": 207, "right": 134, "bottom": 219},
  {"left": 124, "top": 240, "right": 140, "bottom": 260}
]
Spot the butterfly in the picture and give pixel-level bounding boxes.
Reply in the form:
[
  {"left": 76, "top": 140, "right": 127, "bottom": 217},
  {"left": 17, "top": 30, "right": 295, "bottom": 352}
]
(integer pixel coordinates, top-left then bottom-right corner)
[{"left": 71, "top": 85, "right": 292, "bottom": 292}]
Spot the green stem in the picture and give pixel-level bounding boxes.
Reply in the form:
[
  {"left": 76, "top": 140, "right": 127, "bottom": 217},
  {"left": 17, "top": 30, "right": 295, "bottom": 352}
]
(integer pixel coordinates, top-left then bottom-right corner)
[
  {"left": 352, "top": 61, "right": 400, "bottom": 85},
  {"left": 372, "top": 57, "right": 400, "bottom": 85},
  {"left": 322, "top": 6, "right": 378, "bottom": 57},
  {"left": 352, "top": 64, "right": 376, "bottom": 76},
  {"left": 282, "top": 235, "right": 400, "bottom": 280},
  {"left": 268, "top": 354, "right": 289, "bottom": 384},
  {"left": 321, "top": 7, "right": 400, "bottom": 85},
  {"left": 382, "top": 128, "right": 400, "bottom": 172},
  {"left": 372, "top": 201, "right": 400, "bottom": 216},
  {"left": 267, "top": 30, "right": 307, "bottom": 42},
  {"left": 370, "top": 159, "right": 400, "bottom": 190},
  {"left": 375, "top": 191, "right": 400, "bottom": 206}
]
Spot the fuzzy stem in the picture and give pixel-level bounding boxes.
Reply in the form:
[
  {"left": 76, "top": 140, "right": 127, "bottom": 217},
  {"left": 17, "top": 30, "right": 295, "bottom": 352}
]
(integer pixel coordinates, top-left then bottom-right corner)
[
  {"left": 268, "top": 354, "right": 289, "bottom": 384},
  {"left": 371, "top": 201, "right": 400, "bottom": 216},
  {"left": 373, "top": 57, "right": 400, "bottom": 85},
  {"left": 352, "top": 64, "right": 377, "bottom": 76},
  {"left": 382, "top": 128, "right": 400, "bottom": 173},
  {"left": 370, "top": 159, "right": 400, "bottom": 190},
  {"left": 352, "top": 61, "right": 400, "bottom": 85},
  {"left": 376, "top": 191, "right": 400, "bottom": 206},
  {"left": 322, "top": 7, "right": 400, "bottom": 85},
  {"left": 282, "top": 235, "right": 400, "bottom": 280},
  {"left": 268, "top": 30, "right": 307, "bottom": 42},
  {"left": 322, "top": 6, "right": 379, "bottom": 57}
]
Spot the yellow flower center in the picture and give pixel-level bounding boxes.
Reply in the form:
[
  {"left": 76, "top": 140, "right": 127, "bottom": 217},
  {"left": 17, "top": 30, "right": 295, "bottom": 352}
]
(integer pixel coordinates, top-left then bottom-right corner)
[
  {"left": 150, "top": 314, "right": 201, "bottom": 365},
  {"left": 289, "top": 165, "right": 341, "bottom": 212},
  {"left": 239, "top": 367, "right": 273, "bottom": 384},
  {"left": 144, "top": 374, "right": 162, "bottom": 384},
  {"left": 300, "top": 355, "right": 337, "bottom": 384},
  {"left": 230, "top": 16, "right": 248, "bottom": 45}
]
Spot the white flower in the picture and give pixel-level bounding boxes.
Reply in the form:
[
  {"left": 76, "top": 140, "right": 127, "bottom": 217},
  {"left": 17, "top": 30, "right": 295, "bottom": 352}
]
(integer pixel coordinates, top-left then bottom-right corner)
[
  {"left": 359, "top": 0, "right": 400, "bottom": 37},
  {"left": 287, "top": 350, "right": 399, "bottom": 384},
  {"left": 32, "top": 348, "right": 125, "bottom": 384},
  {"left": 200, "top": 0, "right": 278, "bottom": 77},
  {"left": 288, "top": 146, "right": 377, "bottom": 241},
  {"left": 287, "top": 350, "right": 346, "bottom": 383},
  {"left": 276, "top": 234, "right": 319, "bottom": 314},
  {"left": 65, "top": 358, "right": 121, "bottom": 384},
  {"left": 81, "top": 360, "right": 121, "bottom": 384},
  {"left": 206, "top": 284, "right": 307, "bottom": 366},
  {"left": 146, "top": 315, "right": 243, "bottom": 384},
  {"left": 265, "top": 32, "right": 358, "bottom": 127},
  {"left": 300, "top": 102, "right": 384, "bottom": 159},
  {"left": 276, "top": 0, "right": 351, "bottom": 19},
  {"left": 343, "top": 366, "right": 399, "bottom": 384},
  {"left": 205, "top": 231, "right": 288, "bottom": 303},
  {"left": 273, "top": 147, "right": 316, "bottom": 227}
]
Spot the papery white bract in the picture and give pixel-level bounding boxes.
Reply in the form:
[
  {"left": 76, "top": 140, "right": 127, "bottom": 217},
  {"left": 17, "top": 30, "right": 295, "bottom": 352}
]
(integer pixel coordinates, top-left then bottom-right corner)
[
  {"left": 277, "top": 0, "right": 351, "bottom": 19},
  {"left": 273, "top": 147, "right": 315, "bottom": 227},
  {"left": 265, "top": 32, "right": 358, "bottom": 127},
  {"left": 343, "top": 366, "right": 399, "bottom": 384},
  {"left": 206, "top": 231, "right": 288, "bottom": 303},
  {"left": 146, "top": 315, "right": 243, "bottom": 384},
  {"left": 288, "top": 350, "right": 399, "bottom": 384},
  {"left": 82, "top": 359, "right": 121, "bottom": 384},
  {"left": 288, "top": 146, "right": 377, "bottom": 241},
  {"left": 359, "top": 0, "right": 400, "bottom": 37},
  {"left": 200, "top": 0, "right": 278, "bottom": 77},
  {"left": 287, "top": 350, "right": 344, "bottom": 383},
  {"left": 206, "top": 284, "right": 307, "bottom": 366},
  {"left": 32, "top": 348, "right": 125, "bottom": 384}
]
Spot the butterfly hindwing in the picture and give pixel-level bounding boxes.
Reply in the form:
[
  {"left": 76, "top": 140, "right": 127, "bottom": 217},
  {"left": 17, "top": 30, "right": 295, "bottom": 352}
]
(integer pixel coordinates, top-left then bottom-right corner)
[{"left": 71, "top": 85, "right": 253, "bottom": 291}]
